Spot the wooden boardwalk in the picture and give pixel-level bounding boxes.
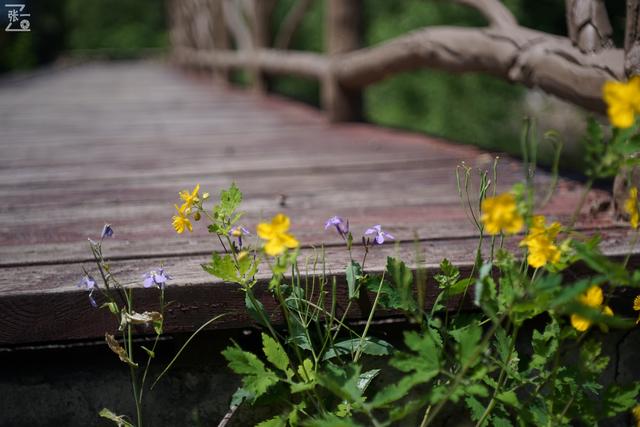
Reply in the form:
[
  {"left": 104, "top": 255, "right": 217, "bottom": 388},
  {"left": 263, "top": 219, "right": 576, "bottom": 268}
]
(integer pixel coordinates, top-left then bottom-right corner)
[{"left": 0, "top": 61, "right": 632, "bottom": 345}]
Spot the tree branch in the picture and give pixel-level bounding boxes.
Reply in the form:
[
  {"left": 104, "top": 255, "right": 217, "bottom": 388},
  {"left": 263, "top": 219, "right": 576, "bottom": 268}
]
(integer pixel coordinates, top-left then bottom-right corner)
[
  {"left": 222, "top": 0, "right": 253, "bottom": 51},
  {"left": 454, "top": 0, "right": 517, "bottom": 28},
  {"left": 565, "top": 0, "right": 613, "bottom": 53},
  {"left": 626, "top": 0, "right": 640, "bottom": 75},
  {"left": 333, "top": 26, "right": 623, "bottom": 113},
  {"left": 274, "top": 0, "right": 315, "bottom": 49},
  {"left": 175, "top": 47, "right": 328, "bottom": 80}
]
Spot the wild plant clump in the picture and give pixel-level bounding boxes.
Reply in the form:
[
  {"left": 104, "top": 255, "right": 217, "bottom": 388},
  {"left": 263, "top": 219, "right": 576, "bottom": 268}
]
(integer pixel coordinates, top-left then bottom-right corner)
[{"left": 81, "top": 79, "right": 640, "bottom": 426}]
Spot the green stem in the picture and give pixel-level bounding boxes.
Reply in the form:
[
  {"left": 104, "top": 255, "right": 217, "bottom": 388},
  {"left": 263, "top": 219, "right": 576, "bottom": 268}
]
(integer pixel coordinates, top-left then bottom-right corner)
[
  {"left": 353, "top": 273, "right": 385, "bottom": 363},
  {"left": 420, "top": 313, "right": 508, "bottom": 427},
  {"left": 474, "top": 324, "right": 519, "bottom": 427}
]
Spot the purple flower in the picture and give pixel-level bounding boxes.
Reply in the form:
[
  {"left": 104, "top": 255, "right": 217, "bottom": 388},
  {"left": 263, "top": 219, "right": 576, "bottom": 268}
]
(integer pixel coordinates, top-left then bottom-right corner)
[
  {"left": 77, "top": 275, "right": 96, "bottom": 290},
  {"left": 364, "top": 225, "right": 394, "bottom": 245},
  {"left": 101, "top": 224, "right": 114, "bottom": 239},
  {"left": 77, "top": 275, "right": 97, "bottom": 308},
  {"left": 143, "top": 268, "right": 171, "bottom": 289},
  {"left": 325, "top": 216, "right": 349, "bottom": 237},
  {"left": 229, "top": 225, "right": 250, "bottom": 248}
]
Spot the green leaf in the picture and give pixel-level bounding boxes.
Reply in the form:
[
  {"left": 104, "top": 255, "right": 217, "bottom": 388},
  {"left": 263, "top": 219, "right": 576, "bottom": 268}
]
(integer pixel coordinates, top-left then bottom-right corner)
[
  {"left": 316, "top": 363, "right": 362, "bottom": 403},
  {"left": 304, "top": 413, "right": 363, "bottom": 427},
  {"left": 391, "top": 331, "right": 440, "bottom": 374},
  {"left": 297, "top": 358, "right": 315, "bottom": 383},
  {"left": 99, "top": 408, "right": 134, "bottom": 427},
  {"left": 371, "top": 371, "right": 436, "bottom": 407},
  {"left": 465, "top": 396, "right": 486, "bottom": 424},
  {"left": 245, "top": 292, "right": 270, "bottom": 329},
  {"left": 385, "top": 256, "right": 417, "bottom": 312},
  {"left": 202, "top": 252, "right": 239, "bottom": 283},
  {"left": 434, "top": 259, "right": 460, "bottom": 288},
  {"left": 493, "top": 416, "right": 513, "bottom": 427},
  {"left": 262, "top": 333, "right": 290, "bottom": 374},
  {"left": 256, "top": 416, "right": 286, "bottom": 427},
  {"left": 579, "top": 339, "right": 609, "bottom": 376},
  {"left": 529, "top": 318, "right": 559, "bottom": 371},
  {"left": 322, "top": 337, "right": 393, "bottom": 360},
  {"left": 600, "top": 383, "right": 640, "bottom": 417},
  {"left": 449, "top": 322, "right": 482, "bottom": 366},
  {"left": 214, "top": 182, "right": 242, "bottom": 219},
  {"left": 357, "top": 369, "right": 380, "bottom": 393},
  {"left": 346, "top": 261, "right": 362, "bottom": 300},
  {"left": 497, "top": 390, "right": 520, "bottom": 410},
  {"left": 221, "top": 345, "right": 279, "bottom": 401}
]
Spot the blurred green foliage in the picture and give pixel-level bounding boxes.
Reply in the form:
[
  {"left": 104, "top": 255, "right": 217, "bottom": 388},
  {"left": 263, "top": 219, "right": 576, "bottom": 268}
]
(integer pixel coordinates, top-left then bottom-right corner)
[
  {"left": 0, "top": 0, "right": 166, "bottom": 73},
  {"left": 65, "top": 0, "right": 167, "bottom": 57}
]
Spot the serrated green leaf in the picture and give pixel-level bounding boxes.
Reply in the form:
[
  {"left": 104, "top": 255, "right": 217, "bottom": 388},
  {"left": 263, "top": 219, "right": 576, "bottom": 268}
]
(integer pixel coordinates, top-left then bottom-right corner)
[
  {"left": 202, "top": 252, "right": 239, "bottom": 283},
  {"left": 530, "top": 318, "right": 559, "bottom": 371},
  {"left": 304, "top": 413, "right": 363, "bottom": 427},
  {"left": 261, "top": 333, "right": 290, "bottom": 374},
  {"left": 600, "top": 383, "right": 640, "bottom": 417},
  {"left": 256, "top": 416, "right": 286, "bottom": 427},
  {"left": 391, "top": 331, "right": 440, "bottom": 373},
  {"left": 493, "top": 416, "right": 513, "bottom": 427},
  {"left": 221, "top": 345, "right": 278, "bottom": 401},
  {"left": 297, "top": 358, "right": 315, "bottom": 383},
  {"left": 464, "top": 396, "right": 486, "bottom": 423},
  {"left": 322, "top": 337, "right": 393, "bottom": 360},
  {"left": 449, "top": 322, "right": 482, "bottom": 366}
]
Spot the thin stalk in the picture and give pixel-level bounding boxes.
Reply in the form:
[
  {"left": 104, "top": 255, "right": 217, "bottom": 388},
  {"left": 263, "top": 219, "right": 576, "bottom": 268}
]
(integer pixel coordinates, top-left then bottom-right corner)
[
  {"left": 474, "top": 324, "right": 520, "bottom": 427},
  {"left": 353, "top": 273, "right": 385, "bottom": 363},
  {"left": 420, "top": 313, "right": 508, "bottom": 427}
]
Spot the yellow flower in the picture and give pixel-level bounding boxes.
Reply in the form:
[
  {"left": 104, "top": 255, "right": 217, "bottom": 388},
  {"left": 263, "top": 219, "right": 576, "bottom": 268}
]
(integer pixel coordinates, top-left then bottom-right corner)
[
  {"left": 172, "top": 204, "right": 193, "bottom": 234},
  {"left": 633, "top": 294, "right": 640, "bottom": 324},
  {"left": 632, "top": 404, "right": 640, "bottom": 427},
  {"left": 603, "top": 76, "right": 640, "bottom": 128},
  {"left": 257, "top": 213, "right": 299, "bottom": 256},
  {"left": 480, "top": 193, "right": 524, "bottom": 235},
  {"left": 519, "top": 216, "right": 562, "bottom": 268},
  {"left": 570, "top": 286, "right": 613, "bottom": 332},
  {"left": 179, "top": 184, "right": 200, "bottom": 210},
  {"left": 625, "top": 187, "right": 639, "bottom": 230}
]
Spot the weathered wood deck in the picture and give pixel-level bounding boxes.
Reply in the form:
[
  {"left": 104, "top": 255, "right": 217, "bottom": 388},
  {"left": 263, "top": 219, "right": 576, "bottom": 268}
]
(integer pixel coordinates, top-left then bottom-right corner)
[{"left": 0, "top": 61, "right": 633, "bottom": 345}]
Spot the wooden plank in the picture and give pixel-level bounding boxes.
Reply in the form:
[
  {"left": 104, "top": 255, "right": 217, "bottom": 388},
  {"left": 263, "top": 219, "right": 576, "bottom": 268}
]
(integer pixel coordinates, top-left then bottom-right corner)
[
  {"left": 0, "top": 227, "right": 636, "bottom": 345},
  {"left": 0, "top": 61, "right": 630, "bottom": 344}
]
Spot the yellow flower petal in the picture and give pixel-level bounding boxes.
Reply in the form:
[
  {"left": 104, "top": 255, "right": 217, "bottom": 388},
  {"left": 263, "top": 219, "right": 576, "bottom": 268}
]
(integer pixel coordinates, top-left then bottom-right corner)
[
  {"left": 480, "top": 193, "right": 523, "bottom": 236},
  {"left": 580, "top": 286, "right": 603, "bottom": 307},
  {"left": 571, "top": 314, "right": 591, "bottom": 332},
  {"left": 270, "top": 213, "right": 290, "bottom": 233},
  {"left": 264, "top": 238, "right": 285, "bottom": 256},
  {"left": 633, "top": 295, "right": 640, "bottom": 311},
  {"left": 257, "top": 222, "right": 274, "bottom": 240}
]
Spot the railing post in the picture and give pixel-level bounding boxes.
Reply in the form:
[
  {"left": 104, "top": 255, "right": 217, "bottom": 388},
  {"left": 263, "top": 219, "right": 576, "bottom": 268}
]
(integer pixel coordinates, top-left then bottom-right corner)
[
  {"left": 252, "top": 0, "right": 275, "bottom": 94},
  {"left": 323, "top": 0, "right": 363, "bottom": 122},
  {"left": 210, "top": 0, "right": 231, "bottom": 83}
]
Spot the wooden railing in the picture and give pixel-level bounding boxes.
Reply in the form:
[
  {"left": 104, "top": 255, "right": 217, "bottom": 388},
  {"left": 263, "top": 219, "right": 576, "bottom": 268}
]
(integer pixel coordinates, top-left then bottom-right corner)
[{"left": 169, "top": 0, "right": 640, "bottom": 122}]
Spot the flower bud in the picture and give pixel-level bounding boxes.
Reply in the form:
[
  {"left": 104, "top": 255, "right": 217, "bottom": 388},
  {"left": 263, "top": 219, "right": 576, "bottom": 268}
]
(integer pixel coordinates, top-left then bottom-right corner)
[{"left": 194, "top": 212, "right": 201, "bottom": 221}]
